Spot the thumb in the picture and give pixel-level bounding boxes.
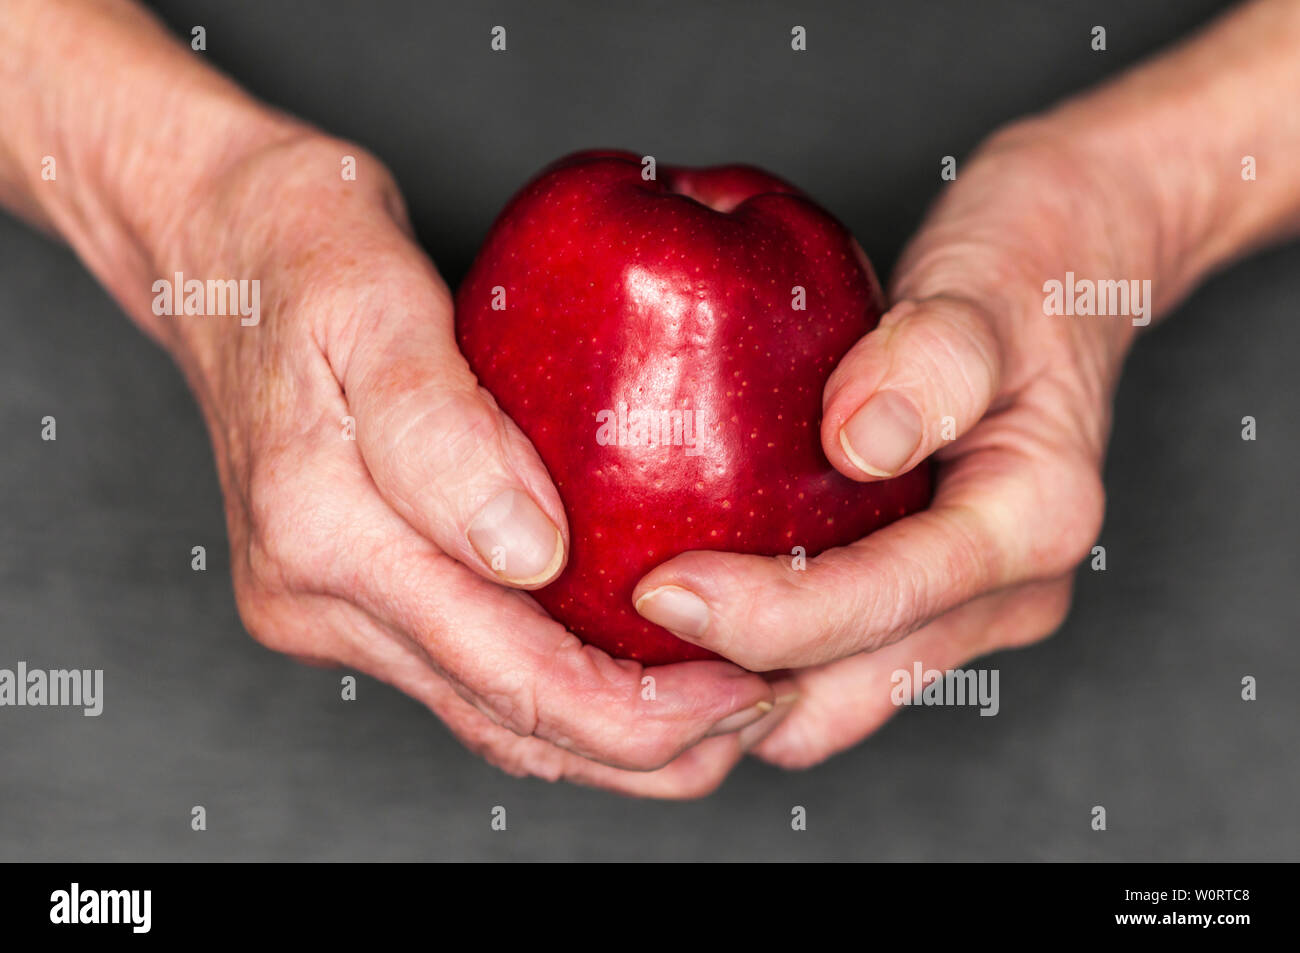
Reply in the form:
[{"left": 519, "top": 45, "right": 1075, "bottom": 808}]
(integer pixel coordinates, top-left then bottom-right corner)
[
  {"left": 339, "top": 270, "right": 567, "bottom": 589},
  {"left": 822, "top": 295, "right": 1003, "bottom": 480}
]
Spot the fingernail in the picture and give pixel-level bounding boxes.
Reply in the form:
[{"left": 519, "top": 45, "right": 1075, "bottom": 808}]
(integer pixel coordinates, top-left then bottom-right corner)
[
  {"left": 839, "top": 390, "right": 922, "bottom": 477},
  {"left": 739, "top": 690, "right": 799, "bottom": 751},
  {"left": 707, "top": 701, "right": 771, "bottom": 737},
  {"left": 467, "top": 488, "right": 564, "bottom": 586},
  {"left": 634, "top": 585, "right": 710, "bottom": 640}
]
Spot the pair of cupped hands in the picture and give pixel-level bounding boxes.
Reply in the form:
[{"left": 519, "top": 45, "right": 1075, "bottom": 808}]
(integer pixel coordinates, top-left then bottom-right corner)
[{"left": 164, "top": 124, "right": 1139, "bottom": 797}]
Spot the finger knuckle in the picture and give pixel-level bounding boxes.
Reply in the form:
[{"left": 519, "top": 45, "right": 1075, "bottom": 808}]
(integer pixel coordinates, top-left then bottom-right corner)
[
  {"left": 756, "top": 728, "right": 830, "bottom": 771},
  {"left": 617, "top": 733, "right": 687, "bottom": 772},
  {"left": 714, "top": 562, "right": 802, "bottom": 669},
  {"left": 1039, "top": 586, "right": 1075, "bottom": 636},
  {"left": 482, "top": 736, "right": 568, "bottom": 784},
  {"left": 1029, "top": 579, "right": 1071, "bottom": 639},
  {"left": 1006, "top": 582, "right": 1076, "bottom": 647},
  {"left": 434, "top": 393, "right": 506, "bottom": 486},
  {"left": 244, "top": 533, "right": 288, "bottom": 594},
  {"left": 816, "top": 553, "right": 909, "bottom": 657},
  {"left": 245, "top": 451, "right": 347, "bottom": 592},
  {"left": 245, "top": 458, "right": 302, "bottom": 580},
  {"left": 534, "top": 639, "right": 681, "bottom": 768},
  {"left": 900, "top": 303, "right": 1000, "bottom": 419},
  {"left": 1040, "top": 467, "right": 1106, "bottom": 576},
  {"left": 464, "top": 674, "right": 541, "bottom": 740},
  {"left": 378, "top": 386, "right": 501, "bottom": 501},
  {"left": 230, "top": 581, "right": 294, "bottom": 654}
]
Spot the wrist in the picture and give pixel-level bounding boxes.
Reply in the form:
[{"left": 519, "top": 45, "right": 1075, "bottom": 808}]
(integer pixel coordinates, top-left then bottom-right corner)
[
  {"left": 1017, "top": 0, "right": 1300, "bottom": 312},
  {"left": 0, "top": 1, "right": 314, "bottom": 347},
  {"left": 79, "top": 105, "right": 312, "bottom": 350}
]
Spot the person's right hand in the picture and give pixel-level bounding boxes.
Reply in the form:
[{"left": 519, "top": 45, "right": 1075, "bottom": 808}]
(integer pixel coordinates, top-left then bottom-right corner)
[{"left": 158, "top": 135, "right": 779, "bottom": 797}]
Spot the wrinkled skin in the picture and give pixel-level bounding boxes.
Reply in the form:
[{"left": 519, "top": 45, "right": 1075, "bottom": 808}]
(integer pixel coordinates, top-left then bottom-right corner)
[
  {"left": 644, "top": 131, "right": 1138, "bottom": 767},
  {"left": 5, "top": 0, "right": 1299, "bottom": 797},
  {"left": 169, "top": 129, "right": 1132, "bottom": 784},
  {"left": 161, "top": 138, "right": 782, "bottom": 797}
]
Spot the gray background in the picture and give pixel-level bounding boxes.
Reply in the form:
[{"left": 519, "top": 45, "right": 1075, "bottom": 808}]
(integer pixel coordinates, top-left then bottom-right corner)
[{"left": 1, "top": 0, "right": 1295, "bottom": 861}]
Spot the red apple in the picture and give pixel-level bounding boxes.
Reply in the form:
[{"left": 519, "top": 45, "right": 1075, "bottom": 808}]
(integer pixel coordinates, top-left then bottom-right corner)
[{"left": 456, "top": 150, "right": 932, "bottom": 665}]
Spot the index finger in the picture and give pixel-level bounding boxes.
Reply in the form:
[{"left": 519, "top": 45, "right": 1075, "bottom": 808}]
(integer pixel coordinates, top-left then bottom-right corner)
[{"left": 630, "top": 405, "right": 1104, "bottom": 670}]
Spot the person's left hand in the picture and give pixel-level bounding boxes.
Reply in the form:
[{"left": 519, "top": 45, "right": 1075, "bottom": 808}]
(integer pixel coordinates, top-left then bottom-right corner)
[{"left": 632, "top": 126, "right": 1146, "bottom": 766}]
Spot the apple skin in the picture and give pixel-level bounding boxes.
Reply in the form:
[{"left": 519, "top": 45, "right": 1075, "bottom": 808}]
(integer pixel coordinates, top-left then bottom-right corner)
[{"left": 456, "top": 150, "right": 932, "bottom": 665}]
